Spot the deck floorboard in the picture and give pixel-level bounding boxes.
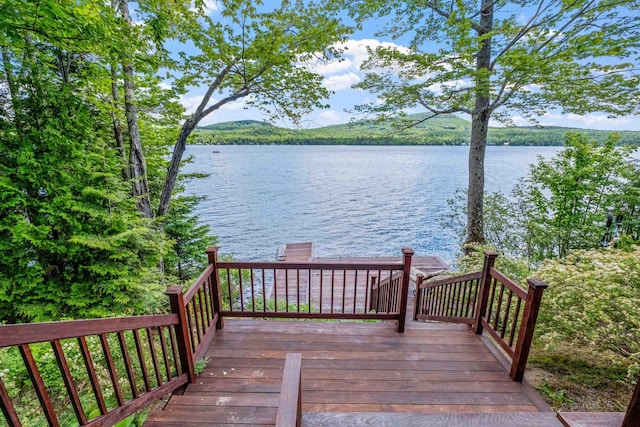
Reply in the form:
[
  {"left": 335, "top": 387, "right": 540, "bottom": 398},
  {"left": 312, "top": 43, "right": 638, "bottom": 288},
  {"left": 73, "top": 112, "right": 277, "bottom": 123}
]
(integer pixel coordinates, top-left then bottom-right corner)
[{"left": 145, "top": 316, "right": 545, "bottom": 426}]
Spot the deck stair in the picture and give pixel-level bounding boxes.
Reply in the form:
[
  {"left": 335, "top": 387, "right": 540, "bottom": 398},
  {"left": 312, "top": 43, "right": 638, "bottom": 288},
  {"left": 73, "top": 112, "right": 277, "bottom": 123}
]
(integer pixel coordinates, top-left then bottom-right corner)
[{"left": 303, "top": 412, "right": 563, "bottom": 426}]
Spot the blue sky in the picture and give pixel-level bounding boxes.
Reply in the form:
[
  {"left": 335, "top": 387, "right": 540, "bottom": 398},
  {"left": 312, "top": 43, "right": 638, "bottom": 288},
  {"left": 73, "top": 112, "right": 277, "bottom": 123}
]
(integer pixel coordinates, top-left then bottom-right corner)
[{"left": 176, "top": 1, "right": 640, "bottom": 131}]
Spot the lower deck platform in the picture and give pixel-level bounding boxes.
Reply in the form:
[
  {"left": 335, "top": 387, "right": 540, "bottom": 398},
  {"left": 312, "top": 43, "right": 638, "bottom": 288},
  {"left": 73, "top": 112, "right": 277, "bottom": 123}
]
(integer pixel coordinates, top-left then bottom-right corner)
[{"left": 145, "top": 316, "right": 552, "bottom": 426}]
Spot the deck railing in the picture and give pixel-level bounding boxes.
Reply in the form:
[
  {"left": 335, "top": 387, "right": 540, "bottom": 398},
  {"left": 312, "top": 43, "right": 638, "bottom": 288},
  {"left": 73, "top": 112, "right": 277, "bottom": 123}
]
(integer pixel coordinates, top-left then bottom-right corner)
[
  {"left": 413, "top": 271, "right": 482, "bottom": 323},
  {"left": 413, "top": 251, "right": 548, "bottom": 382},
  {"left": 0, "top": 249, "right": 226, "bottom": 427},
  {"left": 0, "top": 314, "right": 188, "bottom": 427},
  {"left": 212, "top": 248, "right": 414, "bottom": 332}
]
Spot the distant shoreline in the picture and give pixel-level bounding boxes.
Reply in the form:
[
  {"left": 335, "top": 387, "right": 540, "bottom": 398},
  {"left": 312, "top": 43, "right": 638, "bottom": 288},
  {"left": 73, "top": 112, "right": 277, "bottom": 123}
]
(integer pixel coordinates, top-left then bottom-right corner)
[{"left": 191, "top": 114, "right": 640, "bottom": 147}]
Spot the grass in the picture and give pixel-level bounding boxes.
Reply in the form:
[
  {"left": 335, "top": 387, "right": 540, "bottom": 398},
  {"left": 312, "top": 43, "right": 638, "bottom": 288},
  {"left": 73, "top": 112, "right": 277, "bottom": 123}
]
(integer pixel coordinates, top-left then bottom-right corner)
[{"left": 527, "top": 345, "right": 633, "bottom": 412}]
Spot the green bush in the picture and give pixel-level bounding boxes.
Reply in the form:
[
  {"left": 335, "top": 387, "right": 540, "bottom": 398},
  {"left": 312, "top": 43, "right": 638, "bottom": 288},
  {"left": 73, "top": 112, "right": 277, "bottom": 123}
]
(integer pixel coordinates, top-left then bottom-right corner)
[{"left": 534, "top": 244, "right": 640, "bottom": 383}]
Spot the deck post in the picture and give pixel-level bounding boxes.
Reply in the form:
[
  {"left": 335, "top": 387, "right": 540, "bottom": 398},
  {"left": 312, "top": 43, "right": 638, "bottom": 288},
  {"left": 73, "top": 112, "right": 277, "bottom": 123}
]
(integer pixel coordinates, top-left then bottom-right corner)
[
  {"left": 207, "top": 247, "right": 224, "bottom": 330},
  {"left": 623, "top": 377, "right": 640, "bottom": 427},
  {"left": 413, "top": 273, "right": 425, "bottom": 321},
  {"left": 510, "top": 278, "right": 548, "bottom": 381},
  {"left": 165, "top": 286, "right": 196, "bottom": 383},
  {"left": 397, "top": 248, "right": 414, "bottom": 333},
  {"left": 472, "top": 250, "right": 498, "bottom": 335}
]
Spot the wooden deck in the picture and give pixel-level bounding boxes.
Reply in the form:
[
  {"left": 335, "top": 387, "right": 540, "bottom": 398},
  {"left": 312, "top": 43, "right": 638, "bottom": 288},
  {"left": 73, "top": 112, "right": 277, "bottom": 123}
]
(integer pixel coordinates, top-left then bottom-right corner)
[
  {"left": 145, "top": 310, "right": 551, "bottom": 426},
  {"left": 271, "top": 243, "right": 449, "bottom": 312}
]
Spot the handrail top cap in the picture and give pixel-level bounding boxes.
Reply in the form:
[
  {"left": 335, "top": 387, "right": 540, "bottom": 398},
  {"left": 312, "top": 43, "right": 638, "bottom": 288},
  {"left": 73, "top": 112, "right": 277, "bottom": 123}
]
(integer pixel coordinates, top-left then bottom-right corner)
[
  {"left": 165, "top": 285, "right": 185, "bottom": 295},
  {"left": 402, "top": 248, "right": 414, "bottom": 255},
  {"left": 484, "top": 250, "right": 499, "bottom": 257},
  {"left": 526, "top": 278, "right": 549, "bottom": 289},
  {"left": 206, "top": 246, "right": 219, "bottom": 253}
]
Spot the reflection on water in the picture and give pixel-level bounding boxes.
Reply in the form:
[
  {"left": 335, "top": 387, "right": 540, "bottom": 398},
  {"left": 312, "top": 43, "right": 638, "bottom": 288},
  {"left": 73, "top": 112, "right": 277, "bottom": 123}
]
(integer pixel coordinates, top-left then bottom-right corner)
[{"left": 182, "top": 145, "right": 562, "bottom": 263}]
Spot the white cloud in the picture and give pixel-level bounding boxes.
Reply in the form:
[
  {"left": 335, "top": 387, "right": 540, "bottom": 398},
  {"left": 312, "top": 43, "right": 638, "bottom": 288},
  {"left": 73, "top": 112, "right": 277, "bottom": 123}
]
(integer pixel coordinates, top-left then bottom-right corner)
[
  {"left": 191, "top": 0, "right": 220, "bottom": 16},
  {"left": 179, "top": 94, "right": 205, "bottom": 114},
  {"left": 314, "top": 38, "right": 409, "bottom": 77},
  {"left": 323, "top": 72, "right": 361, "bottom": 91},
  {"left": 506, "top": 112, "right": 637, "bottom": 130},
  {"left": 317, "top": 109, "right": 343, "bottom": 125}
]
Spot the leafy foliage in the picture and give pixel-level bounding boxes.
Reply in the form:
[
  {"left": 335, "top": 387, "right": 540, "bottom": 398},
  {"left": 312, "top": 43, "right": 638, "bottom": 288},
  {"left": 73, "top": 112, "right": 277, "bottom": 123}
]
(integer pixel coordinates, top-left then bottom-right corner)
[
  {"left": 534, "top": 245, "right": 640, "bottom": 384},
  {"left": 513, "top": 133, "right": 638, "bottom": 260},
  {"left": 449, "top": 133, "right": 639, "bottom": 262}
]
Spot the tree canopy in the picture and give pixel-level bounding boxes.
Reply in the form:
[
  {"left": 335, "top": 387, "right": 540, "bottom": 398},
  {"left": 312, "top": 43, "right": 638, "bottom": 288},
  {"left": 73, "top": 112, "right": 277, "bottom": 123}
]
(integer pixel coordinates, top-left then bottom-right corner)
[
  {"left": 340, "top": 0, "right": 640, "bottom": 244},
  {"left": 0, "top": 0, "right": 347, "bottom": 323}
]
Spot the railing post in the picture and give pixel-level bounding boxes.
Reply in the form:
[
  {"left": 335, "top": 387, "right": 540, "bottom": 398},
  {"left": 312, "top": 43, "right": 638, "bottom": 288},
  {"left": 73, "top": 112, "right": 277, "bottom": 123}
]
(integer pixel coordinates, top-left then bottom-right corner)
[
  {"left": 413, "top": 274, "right": 425, "bottom": 321},
  {"left": 472, "top": 250, "right": 498, "bottom": 335},
  {"left": 396, "top": 248, "right": 413, "bottom": 333},
  {"left": 622, "top": 377, "right": 640, "bottom": 427},
  {"left": 207, "top": 247, "right": 224, "bottom": 330},
  {"left": 165, "top": 286, "right": 196, "bottom": 383},
  {"left": 509, "top": 278, "right": 548, "bottom": 381}
]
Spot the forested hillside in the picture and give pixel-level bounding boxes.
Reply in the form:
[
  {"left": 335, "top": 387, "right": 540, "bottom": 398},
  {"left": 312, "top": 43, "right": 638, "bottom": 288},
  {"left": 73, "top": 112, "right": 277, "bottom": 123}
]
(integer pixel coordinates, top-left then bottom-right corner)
[{"left": 193, "top": 113, "right": 640, "bottom": 146}]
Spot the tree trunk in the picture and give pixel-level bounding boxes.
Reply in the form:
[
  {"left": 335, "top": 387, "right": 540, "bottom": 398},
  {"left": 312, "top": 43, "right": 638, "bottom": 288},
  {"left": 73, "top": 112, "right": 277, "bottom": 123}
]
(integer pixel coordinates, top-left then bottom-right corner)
[
  {"left": 118, "top": 0, "right": 152, "bottom": 218},
  {"left": 157, "top": 118, "right": 197, "bottom": 218},
  {"left": 109, "top": 64, "right": 130, "bottom": 181},
  {"left": 465, "top": 0, "right": 494, "bottom": 246}
]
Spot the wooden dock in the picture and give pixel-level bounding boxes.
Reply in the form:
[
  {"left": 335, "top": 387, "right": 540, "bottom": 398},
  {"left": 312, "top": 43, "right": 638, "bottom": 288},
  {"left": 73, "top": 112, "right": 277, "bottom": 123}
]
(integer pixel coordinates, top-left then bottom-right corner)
[
  {"left": 271, "top": 243, "right": 449, "bottom": 312},
  {"left": 145, "top": 314, "right": 553, "bottom": 426}
]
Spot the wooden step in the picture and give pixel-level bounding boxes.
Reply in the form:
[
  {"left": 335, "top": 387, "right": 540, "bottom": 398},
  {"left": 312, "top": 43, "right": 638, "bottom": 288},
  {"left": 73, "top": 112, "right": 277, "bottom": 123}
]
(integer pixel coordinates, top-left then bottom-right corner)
[{"left": 302, "top": 412, "right": 563, "bottom": 427}]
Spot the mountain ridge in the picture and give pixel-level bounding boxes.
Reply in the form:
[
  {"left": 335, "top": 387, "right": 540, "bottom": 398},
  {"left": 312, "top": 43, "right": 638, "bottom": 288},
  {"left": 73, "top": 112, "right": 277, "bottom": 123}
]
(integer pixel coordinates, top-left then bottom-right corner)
[{"left": 194, "top": 113, "right": 640, "bottom": 146}]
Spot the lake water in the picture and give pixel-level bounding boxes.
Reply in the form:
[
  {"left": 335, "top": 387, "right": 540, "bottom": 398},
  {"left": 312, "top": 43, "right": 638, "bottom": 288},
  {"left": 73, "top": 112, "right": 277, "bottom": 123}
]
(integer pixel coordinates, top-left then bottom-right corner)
[{"left": 182, "top": 145, "right": 563, "bottom": 264}]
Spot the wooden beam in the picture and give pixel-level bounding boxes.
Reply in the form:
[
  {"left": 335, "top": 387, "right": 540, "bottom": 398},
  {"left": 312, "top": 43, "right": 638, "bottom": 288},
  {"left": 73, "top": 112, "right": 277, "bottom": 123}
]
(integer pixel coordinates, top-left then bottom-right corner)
[{"left": 276, "top": 353, "right": 302, "bottom": 427}]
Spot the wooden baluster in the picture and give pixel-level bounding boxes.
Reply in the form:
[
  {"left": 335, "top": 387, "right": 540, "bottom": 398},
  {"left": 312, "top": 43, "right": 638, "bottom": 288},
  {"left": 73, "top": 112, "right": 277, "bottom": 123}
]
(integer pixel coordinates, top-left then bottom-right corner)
[
  {"left": 285, "top": 269, "right": 289, "bottom": 312},
  {"left": 308, "top": 269, "right": 312, "bottom": 313},
  {"left": 413, "top": 274, "right": 425, "bottom": 321},
  {"left": 330, "top": 270, "right": 335, "bottom": 314},
  {"left": 493, "top": 283, "right": 505, "bottom": 330},
  {"left": 117, "top": 331, "right": 138, "bottom": 398},
  {"left": 165, "top": 286, "right": 196, "bottom": 383},
  {"left": 20, "top": 344, "right": 60, "bottom": 427},
  {"left": 198, "top": 288, "right": 208, "bottom": 330},
  {"left": 226, "top": 269, "right": 233, "bottom": 312},
  {"left": 396, "top": 248, "right": 413, "bottom": 333},
  {"left": 207, "top": 247, "right": 224, "bottom": 329},
  {"left": 185, "top": 304, "right": 197, "bottom": 353},
  {"left": 508, "top": 298, "right": 522, "bottom": 348},
  {"left": 250, "top": 269, "right": 256, "bottom": 312},
  {"left": 510, "top": 278, "right": 548, "bottom": 381},
  {"left": 622, "top": 377, "right": 640, "bottom": 427},
  {"left": 51, "top": 340, "right": 88, "bottom": 424},
  {"left": 78, "top": 336, "right": 107, "bottom": 416},
  {"left": 168, "top": 327, "right": 180, "bottom": 376},
  {"left": 486, "top": 278, "right": 498, "bottom": 327},
  {"left": 319, "top": 269, "right": 324, "bottom": 313},
  {"left": 472, "top": 251, "right": 498, "bottom": 335},
  {"left": 262, "top": 269, "right": 267, "bottom": 313},
  {"left": 369, "top": 274, "right": 378, "bottom": 312},
  {"left": 297, "top": 269, "right": 300, "bottom": 312},
  {"left": 353, "top": 269, "right": 358, "bottom": 314},
  {"left": 146, "top": 328, "right": 162, "bottom": 386},
  {"left": 158, "top": 326, "right": 173, "bottom": 381},
  {"left": 100, "top": 334, "right": 125, "bottom": 406},
  {"left": 132, "top": 330, "right": 152, "bottom": 392},
  {"left": 501, "top": 291, "right": 513, "bottom": 338},
  {"left": 342, "top": 270, "right": 347, "bottom": 314},
  {"left": 238, "top": 269, "right": 245, "bottom": 311},
  {"left": 0, "top": 376, "right": 21, "bottom": 427}
]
